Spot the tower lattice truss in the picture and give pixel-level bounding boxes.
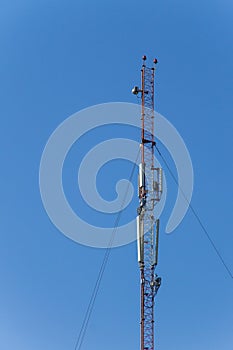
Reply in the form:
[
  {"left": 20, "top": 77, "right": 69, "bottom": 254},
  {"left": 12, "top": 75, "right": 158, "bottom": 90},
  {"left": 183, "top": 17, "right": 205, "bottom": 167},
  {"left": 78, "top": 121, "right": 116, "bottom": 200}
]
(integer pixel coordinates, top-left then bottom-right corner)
[{"left": 134, "top": 56, "right": 162, "bottom": 350}]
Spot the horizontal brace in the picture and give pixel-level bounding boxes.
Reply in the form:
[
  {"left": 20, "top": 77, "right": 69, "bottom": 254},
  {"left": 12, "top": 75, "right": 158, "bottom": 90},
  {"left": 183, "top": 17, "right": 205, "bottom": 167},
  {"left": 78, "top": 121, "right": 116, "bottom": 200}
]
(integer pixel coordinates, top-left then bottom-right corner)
[{"left": 142, "top": 139, "right": 156, "bottom": 146}]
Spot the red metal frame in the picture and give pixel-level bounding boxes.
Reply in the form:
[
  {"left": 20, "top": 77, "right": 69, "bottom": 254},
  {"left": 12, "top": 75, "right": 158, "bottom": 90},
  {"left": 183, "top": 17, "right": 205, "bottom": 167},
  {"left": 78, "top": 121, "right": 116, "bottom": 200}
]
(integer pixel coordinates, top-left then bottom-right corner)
[{"left": 138, "top": 56, "right": 161, "bottom": 350}]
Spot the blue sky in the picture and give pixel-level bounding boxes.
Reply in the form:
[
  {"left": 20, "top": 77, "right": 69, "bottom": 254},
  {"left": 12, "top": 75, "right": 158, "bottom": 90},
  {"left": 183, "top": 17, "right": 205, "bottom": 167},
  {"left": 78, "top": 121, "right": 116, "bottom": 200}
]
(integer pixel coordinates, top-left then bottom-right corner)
[{"left": 1, "top": 0, "right": 233, "bottom": 349}]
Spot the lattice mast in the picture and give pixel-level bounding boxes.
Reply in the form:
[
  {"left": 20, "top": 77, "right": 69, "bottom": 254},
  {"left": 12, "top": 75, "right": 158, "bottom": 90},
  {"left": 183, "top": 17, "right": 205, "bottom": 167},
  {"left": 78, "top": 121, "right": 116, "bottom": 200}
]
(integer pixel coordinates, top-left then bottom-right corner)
[{"left": 132, "top": 55, "right": 162, "bottom": 350}]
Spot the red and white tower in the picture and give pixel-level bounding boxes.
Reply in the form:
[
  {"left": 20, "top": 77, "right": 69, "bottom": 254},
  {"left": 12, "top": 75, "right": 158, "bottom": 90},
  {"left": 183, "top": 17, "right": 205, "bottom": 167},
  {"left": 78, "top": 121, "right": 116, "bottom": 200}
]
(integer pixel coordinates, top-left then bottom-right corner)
[{"left": 133, "top": 55, "right": 162, "bottom": 350}]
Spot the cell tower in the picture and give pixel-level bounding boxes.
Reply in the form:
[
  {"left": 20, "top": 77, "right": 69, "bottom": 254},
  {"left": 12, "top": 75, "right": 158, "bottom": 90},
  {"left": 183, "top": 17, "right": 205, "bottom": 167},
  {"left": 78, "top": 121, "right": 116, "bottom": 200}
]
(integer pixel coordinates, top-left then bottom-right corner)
[{"left": 132, "top": 55, "right": 162, "bottom": 350}]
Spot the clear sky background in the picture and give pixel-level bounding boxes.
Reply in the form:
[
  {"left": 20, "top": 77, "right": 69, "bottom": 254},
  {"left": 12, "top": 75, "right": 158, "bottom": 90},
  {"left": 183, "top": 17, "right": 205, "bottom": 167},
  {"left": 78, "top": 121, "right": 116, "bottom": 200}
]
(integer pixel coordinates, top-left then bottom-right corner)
[{"left": 1, "top": 0, "right": 233, "bottom": 349}]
